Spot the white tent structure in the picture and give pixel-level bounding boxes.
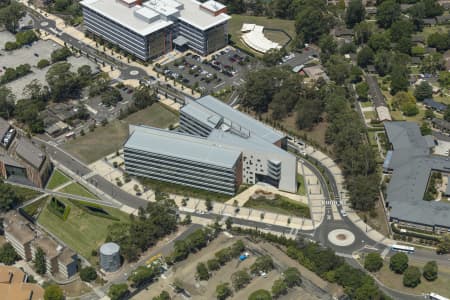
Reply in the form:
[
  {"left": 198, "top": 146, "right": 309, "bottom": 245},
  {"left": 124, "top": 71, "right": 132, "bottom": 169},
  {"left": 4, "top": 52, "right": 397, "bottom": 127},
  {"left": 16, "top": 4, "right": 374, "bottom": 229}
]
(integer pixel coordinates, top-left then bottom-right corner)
[{"left": 241, "top": 23, "right": 281, "bottom": 53}]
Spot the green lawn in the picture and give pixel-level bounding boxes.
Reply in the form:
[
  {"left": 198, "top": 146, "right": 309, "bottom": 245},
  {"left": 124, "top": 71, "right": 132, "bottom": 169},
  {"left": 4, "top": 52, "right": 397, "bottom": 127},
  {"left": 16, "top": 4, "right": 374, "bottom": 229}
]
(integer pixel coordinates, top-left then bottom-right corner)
[
  {"left": 359, "top": 100, "right": 373, "bottom": 108},
  {"left": 38, "top": 197, "right": 130, "bottom": 263},
  {"left": 228, "top": 14, "right": 296, "bottom": 54},
  {"left": 60, "top": 183, "right": 99, "bottom": 199},
  {"left": 297, "top": 174, "right": 306, "bottom": 196},
  {"left": 244, "top": 194, "right": 310, "bottom": 218},
  {"left": 22, "top": 198, "right": 47, "bottom": 218},
  {"left": 10, "top": 184, "right": 42, "bottom": 203},
  {"left": 46, "top": 169, "right": 71, "bottom": 190},
  {"left": 363, "top": 111, "right": 377, "bottom": 120},
  {"left": 62, "top": 103, "right": 178, "bottom": 163}
]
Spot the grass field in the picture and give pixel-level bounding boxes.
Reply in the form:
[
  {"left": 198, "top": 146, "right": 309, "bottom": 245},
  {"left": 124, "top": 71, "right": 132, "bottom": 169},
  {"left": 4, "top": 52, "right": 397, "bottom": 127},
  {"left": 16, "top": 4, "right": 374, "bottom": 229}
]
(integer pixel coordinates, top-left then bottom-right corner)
[
  {"left": 363, "top": 111, "right": 377, "bottom": 121},
  {"left": 10, "top": 184, "right": 41, "bottom": 203},
  {"left": 297, "top": 174, "right": 306, "bottom": 196},
  {"left": 38, "top": 197, "right": 130, "bottom": 263},
  {"left": 60, "top": 183, "right": 99, "bottom": 199},
  {"left": 62, "top": 103, "right": 178, "bottom": 163},
  {"left": 359, "top": 100, "right": 374, "bottom": 108},
  {"left": 46, "top": 169, "right": 71, "bottom": 190},
  {"left": 375, "top": 262, "right": 450, "bottom": 297},
  {"left": 22, "top": 198, "right": 47, "bottom": 218},
  {"left": 228, "top": 14, "right": 296, "bottom": 54},
  {"left": 244, "top": 194, "right": 310, "bottom": 218}
]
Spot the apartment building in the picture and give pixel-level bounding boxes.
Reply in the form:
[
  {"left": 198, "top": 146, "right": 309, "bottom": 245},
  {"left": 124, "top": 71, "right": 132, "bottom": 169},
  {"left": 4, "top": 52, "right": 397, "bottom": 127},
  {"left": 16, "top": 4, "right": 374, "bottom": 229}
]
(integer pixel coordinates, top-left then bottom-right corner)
[
  {"left": 124, "top": 96, "right": 297, "bottom": 195},
  {"left": 80, "top": 0, "right": 230, "bottom": 60},
  {"left": 3, "top": 212, "right": 78, "bottom": 279},
  {"left": 0, "top": 118, "right": 52, "bottom": 188},
  {"left": 0, "top": 266, "right": 44, "bottom": 300}
]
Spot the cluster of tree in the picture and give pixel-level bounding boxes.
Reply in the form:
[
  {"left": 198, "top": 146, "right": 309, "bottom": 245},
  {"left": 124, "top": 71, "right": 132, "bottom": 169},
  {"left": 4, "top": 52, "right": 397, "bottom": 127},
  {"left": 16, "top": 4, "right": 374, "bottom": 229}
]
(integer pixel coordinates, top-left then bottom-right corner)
[
  {"left": 240, "top": 67, "right": 325, "bottom": 130},
  {"left": 249, "top": 289, "right": 271, "bottom": 300},
  {"left": 101, "top": 87, "right": 122, "bottom": 107},
  {"left": 231, "top": 227, "right": 391, "bottom": 299},
  {"left": 133, "top": 85, "right": 158, "bottom": 110},
  {"left": 0, "top": 243, "right": 19, "bottom": 265},
  {"left": 271, "top": 267, "right": 302, "bottom": 298},
  {"left": 34, "top": 247, "right": 47, "bottom": 275},
  {"left": 436, "top": 233, "right": 450, "bottom": 254},
  {"left": 364, "top": 252, "right": 383, "bottom": 272},
  {"left": 128, "top": 264, "right": 162, "bottom": 287},
  {"left": 0, "top": 0, "right": 25, "bottom": 33},
  {"left": 79, "top": 266, "right": 97, "bottom": 282},
  {"left": 108, "top": 283, "right": 129, "bottom": 300},
  {"left": 44, "top": 284, "right": 64, "bottom": 300},
  {"left": 1, "top": 64, "right": 31, "bottom": 84},
  {"left": 5, "top": 30, "right": 38, "bottom": 50},
  {"left": 250, "top": 255, "right": 273, "bottom": 274},
  {"left": 0, "top": 181, "right": 22, "bottom": 212},
  {"left": 50, "top": 0, "right": 82, "bottom": 24},
  {"left": 392, "top": 91, "right": 419, "bottom": 116},
  {"left": 167, "top": 227, "right": 212, "bottom": 263},
  {"left": 196, "top": 240, "right": 245, "bottom": 280},
  {"left": 324, "top": 85, "right": 379, "bottom": 211},
  {"left": 216, "top": 282, "right": 232, "bottom": 300},
  {"left": 106, "top": 200, "right": 178, "bottom": 262},
  {"left": 37, "top": 59, "right": 51, "bottom": 69},
  {"left": 152, "top": 291, "right": 171, "bottom": 300},
  {"left": 231, "top": 269, "right": 251, "bottom": 291},
  {"left": 51, "top": 47, "right": 72, "bottom": 63}
]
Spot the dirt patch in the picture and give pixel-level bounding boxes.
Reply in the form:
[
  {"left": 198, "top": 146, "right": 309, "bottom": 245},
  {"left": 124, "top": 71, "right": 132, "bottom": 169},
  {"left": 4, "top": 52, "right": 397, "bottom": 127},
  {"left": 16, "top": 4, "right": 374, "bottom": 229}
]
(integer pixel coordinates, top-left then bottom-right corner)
[
  {"left": 133, "top": 234, "right": 337, "bottom": 300},
  {"left": 60, "top": 279, "right": 92, "bottom": 298}
]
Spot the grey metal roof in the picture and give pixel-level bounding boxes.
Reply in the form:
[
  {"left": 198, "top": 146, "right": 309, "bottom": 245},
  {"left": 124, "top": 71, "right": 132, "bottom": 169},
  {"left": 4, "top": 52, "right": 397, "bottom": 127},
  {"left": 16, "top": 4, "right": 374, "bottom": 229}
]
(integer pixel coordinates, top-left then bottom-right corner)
[
  {"left": 0, "top": 154, "right": 23, "bottom": 168},
  {"left": 384, "top": 121, "right": 450, "bottom": 228},
  {"left": 100, "top": 242, "right": 120, "bottom": 255},
  {"left": 180, "top": 101, "right": 222, "bottom": 129},
  {"left": 15, "top": 139, "right": 45, "bottom": 169},
  {"left": 0, "top": 118, "right": 10, "bottom": 140},
  {"left": 193, "top": 96, "right": 284, "bottom": 144},
  {"left": 124, "top": 125, "right": 241, "bottom": 169}
]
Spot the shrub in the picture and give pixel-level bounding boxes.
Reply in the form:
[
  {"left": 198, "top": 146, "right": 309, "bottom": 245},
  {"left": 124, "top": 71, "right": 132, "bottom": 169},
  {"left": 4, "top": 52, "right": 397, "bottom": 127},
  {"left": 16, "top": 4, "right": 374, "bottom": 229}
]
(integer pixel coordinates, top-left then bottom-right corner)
[
  {"left": 196, "top": 262, "right": 209, "bottom": 281},
  {"left": 403, "top": 266, "right": 421, "bottom": 287},
  {"left": 80, "top": 266, "right": 97, "bottom": 282},
  {"left": 364, "top": 253, "right": 383, "bottom": 272},
  {"left": 231, "top": 270, "right": 251, "bottom": 291},
  {"left": 390, "top": 253, "right": 408, "bottom": 274},
  {"left": 249, "top": 289, "right": 272, "bottom": 300},
  {"left": 423, "top": 261, "right": 438, "bottom": 281},
  {"left": 207, "top": 258, "right": 220, "bottom": 271},
  {"left": 4, "top": 41, "right": 20, "bottom": 51},
  {"left": 37, "top": 59, "right": 50, "bottom": 69},
  {"left": 51, "top": 47, "right": 72, "bottom": 63}
]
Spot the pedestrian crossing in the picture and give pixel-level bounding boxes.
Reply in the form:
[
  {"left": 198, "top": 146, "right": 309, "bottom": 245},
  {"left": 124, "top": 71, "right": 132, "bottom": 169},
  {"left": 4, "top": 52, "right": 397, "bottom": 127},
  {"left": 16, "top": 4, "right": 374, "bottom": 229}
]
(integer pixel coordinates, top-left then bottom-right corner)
[{"left": 323, "top": 200, "right": 341, "bottom": 206}]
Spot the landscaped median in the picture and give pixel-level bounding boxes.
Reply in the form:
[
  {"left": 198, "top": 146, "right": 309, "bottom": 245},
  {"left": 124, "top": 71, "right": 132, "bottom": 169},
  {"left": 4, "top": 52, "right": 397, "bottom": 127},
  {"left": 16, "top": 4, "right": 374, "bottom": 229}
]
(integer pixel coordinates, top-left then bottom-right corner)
[
  {"left": 244, "top": 193, "right": 310, "bottom": 219},
  {"left": 46, "top": 169, "right": 71, "bottom": 190}
]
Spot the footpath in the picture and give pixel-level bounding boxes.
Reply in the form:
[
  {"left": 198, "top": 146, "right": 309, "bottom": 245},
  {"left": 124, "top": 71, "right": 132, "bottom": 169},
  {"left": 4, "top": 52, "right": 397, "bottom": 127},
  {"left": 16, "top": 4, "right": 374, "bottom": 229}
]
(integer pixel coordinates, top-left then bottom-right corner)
[{"left": 304, "top": 145, "right": 395, "bottom": 247}]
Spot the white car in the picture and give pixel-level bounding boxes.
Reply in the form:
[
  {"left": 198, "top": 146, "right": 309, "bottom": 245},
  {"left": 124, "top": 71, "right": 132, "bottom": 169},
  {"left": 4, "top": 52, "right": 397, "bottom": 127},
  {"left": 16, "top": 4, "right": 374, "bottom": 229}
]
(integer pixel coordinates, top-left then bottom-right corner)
[{"left": 340, "top": 210, "right": 347, "bottom": 217}]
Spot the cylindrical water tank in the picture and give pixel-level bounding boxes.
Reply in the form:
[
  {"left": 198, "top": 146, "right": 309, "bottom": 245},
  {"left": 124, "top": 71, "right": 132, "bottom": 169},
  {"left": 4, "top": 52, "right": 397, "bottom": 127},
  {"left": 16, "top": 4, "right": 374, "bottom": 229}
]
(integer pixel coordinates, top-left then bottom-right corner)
[{"left": 99, "top": 242, "right": 120, "bottom": 272}]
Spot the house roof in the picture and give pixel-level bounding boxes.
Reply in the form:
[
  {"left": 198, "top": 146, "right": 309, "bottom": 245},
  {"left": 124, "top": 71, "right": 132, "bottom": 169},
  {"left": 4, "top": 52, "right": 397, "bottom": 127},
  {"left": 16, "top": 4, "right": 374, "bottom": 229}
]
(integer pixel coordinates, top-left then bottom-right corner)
[
  {"left": 4, "top": 212, "right": 35, "bottom": 245},
  {"left": 423, "top": 98, "right": 447, "bottom": 111},
  {"left": 432, "top": 118, "right": 450, "bottom": 130},
  {"left": 384, "top": 121, "right": 450, "bottom": 228},
  {"left": 15, "top": 139, "right": 45, "bottom": 170},
  {"left": 0, "top": 266, "right": 44, "bottom": 300},
  {"left": 423, "top": 18, "right": 437, "bottom": 25}
]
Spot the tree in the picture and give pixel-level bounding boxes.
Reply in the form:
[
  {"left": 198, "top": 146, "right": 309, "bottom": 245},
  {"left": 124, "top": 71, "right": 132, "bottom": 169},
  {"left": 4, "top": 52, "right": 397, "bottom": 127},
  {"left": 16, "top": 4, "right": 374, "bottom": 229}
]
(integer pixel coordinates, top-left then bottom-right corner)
[
  {"left": 364, "top": 252, "right": 383, "bottom": 272},
  {"left": 318, "top": 35, "right": 337, "bottom": 62},
  {"left": 390, "top": 65, "right": 410, "bottom": 95},
  {"left": 46, "top": 62, "right": 81, "bottom": 101},
  {"left": 261, "top": 49, "right": 285, "bottom": 66},
  {"left": 354, "top": 21, "right": 374, "bottom": 44},
  {"left": 271, "top": 278, "right": 287, "bottom": 298},
  {"left": 376, "top": 0, "right": 401, "bottom": 28},
  {"left": 439, "top": 71, "right": 450, "bottom": 88},
  {"left": 390, "top": 252, "right": 408, "bottom": 274},
  {"left": 101, "top": 87, "right": 123, "bottom": 107},
  {"left": 231, "top": 270, "right": 251, "bottom": 290},
  {"left": 0, "top": 86, "right": 15, "bottom": 119},
  {"left": 392, "top": 92, "right": 418, "bottom": 116},
  {"left": 355, "top": 82, "right": 369, "bottom": 101},
  {"left": 374, "top": 50, "right": 392, "bottom": 76},
  {"left": 295, "top": 6, "right": 331, "bottom": 43},
  {"left": 196, "top": 262, "right": 210, "bottom": 281},
  {"left": 250, "top": 255, "right": 274, "bottom": 274},
  {"left": 282, "top": 267, "right": 302, "bottom": 287},
  {"left": 15, "top": 30, "right": 38, "bottom": 45},
  {"left": 403, "top": 266, "right": 421, "bottom": 287},
  {"left": 0, "top": 1, "right": 25, "bottom": 33},
  {"left": 414, "top": 81, "right": 433, "bottom": 101},
  {"left": 248, "top": 289, "right": 272, "bottom": 300},
  {"left": 37, "top": 59, "right": 50, "bottom": 69},
  {"left": 423, "top": 261, "right": 438, "bottom": 281},
  {"left": 50, "top": 47, "right": 72, "bottom": 63},
  {"left": 427, "top": 32, "right": 450, "bottom": 52},
  {"left": 216, "top": 282, "right": 232, "bottom": 300},
  {"left": 44, "top": 285, "right": 63, "bottom": 300},
  {"left": 357, "top": 46, "right": 374, "bottom": 68},
  {"left": 437, "top": 234, "right": 450, "bottom": 254},
  {"left": 80, "top": 266, "right": 97, "bottom": 282},
  {"left": 0, "top": 243, "right": 19, "bottom": 265},
  {"left": 133, "top": 85, "right": 157, "bottom": 109},
  {"left": 205, "top": 199, "right": 213, "bottom": 211},
  {"left": 390, "top": 20, "right": 414, "bottom": 42},
  {"left": 108, "top": 283, "right": 129, "bottom": 300},
  {"left": 207, "top": 258, "right": 220, "bottom": 271},
  {"left": 77, "top": 65, "right": 93, "bottom": 86},
  {"left": 34, "top": 247, "right": 47, "bottom": 275},
  {"left": 153, "top": 290, "right": 171, "bottom": 300},
  {"left": 368, "top": 32, "right": 390, "bottom": 52},
  {"left": 225, "top": 217, "right": 233, "bottom": 230},
  {"left": 345, "top": 0, "right": 365, "bottom": 28},
  {"left": 421, "top": 53, "right": 444, "bottom": 75}
]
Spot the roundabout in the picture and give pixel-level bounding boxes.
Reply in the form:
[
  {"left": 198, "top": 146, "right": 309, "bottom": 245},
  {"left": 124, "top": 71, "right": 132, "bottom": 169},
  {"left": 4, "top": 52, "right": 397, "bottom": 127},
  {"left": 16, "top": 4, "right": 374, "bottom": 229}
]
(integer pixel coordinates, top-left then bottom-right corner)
[
  {"left": 129, "top": 70, "right": 139, "bottom": 76},
  {"left": 327, "top": 229, "right": 355, "bottom": 247},
  {"left": 40, "top": 21, "right": 49, "bottom": 27}
]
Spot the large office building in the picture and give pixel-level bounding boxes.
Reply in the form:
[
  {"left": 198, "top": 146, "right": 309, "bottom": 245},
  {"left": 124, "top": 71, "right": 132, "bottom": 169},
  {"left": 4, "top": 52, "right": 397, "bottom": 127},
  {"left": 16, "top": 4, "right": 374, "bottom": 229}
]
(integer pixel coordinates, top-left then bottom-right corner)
[
  {"left": 383, "top": 121, "right": 450, "bottom": 233},
  {"left": 124, "top": 96, "right": 297, "bottom": 195},
  {"left": 80, "top": 0, "right": 230, "bottom": 60}
]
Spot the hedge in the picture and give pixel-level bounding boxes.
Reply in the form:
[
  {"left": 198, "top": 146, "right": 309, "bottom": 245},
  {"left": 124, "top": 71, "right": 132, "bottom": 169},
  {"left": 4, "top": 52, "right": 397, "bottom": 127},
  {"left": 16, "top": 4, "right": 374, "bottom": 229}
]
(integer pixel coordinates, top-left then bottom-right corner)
[
  {"left": 70, "top": 200, "right": 120, "bottom": 221},
  {"left": 391, "top": 223, "right": 440, "bottom": 242}
]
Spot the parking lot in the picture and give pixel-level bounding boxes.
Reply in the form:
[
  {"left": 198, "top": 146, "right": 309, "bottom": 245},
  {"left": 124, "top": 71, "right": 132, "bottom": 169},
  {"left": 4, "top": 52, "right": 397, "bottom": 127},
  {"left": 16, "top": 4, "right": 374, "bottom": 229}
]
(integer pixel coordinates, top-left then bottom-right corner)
[
  {"left": 82, "top": 85, "right": 135, "bottom": 123},
  {"left": 160, "top": 47, "right": 257, "bottom": 95},
  {"left": 1, "top": 37, "right": 99, "bottom": 100}
]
